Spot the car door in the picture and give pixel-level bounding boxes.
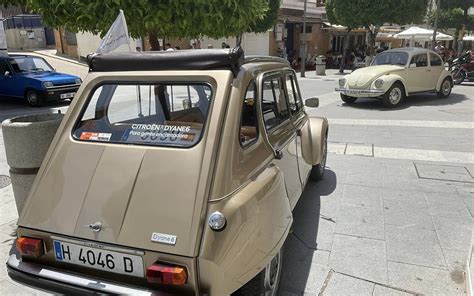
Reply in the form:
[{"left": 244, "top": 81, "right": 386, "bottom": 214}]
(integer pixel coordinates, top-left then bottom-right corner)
[
  {"left": 428, "top": 53, "right": 444, "bottom": 89},
  {"left": 260, "top": 72, "right": 302, "bottom": 209},
  {"left": 0, "top": 59, "right": 12, "bottom": 96},
  {"left": 406, "top": 53, "right": 431, "bottom": 92},
  {"left": 282, "top": 71, "right": 312, "bottom": 188}
]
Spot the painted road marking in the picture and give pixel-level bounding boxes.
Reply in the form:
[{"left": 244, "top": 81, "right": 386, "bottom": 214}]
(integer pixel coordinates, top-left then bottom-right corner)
[
  {"left": 328, "top": 118, "right": 474, "bottom": 129},
  {"left": 328, "top": 142, "right": 474, "bottom": 164}
]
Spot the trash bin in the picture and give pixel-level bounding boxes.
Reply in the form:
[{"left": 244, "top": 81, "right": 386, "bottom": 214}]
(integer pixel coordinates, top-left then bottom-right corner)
[
  {"left": 2, "top": 112, "right": 64, "bottom": 214},
  {"left": 315, "top": 55, "right": 326, "bottom": 75}
]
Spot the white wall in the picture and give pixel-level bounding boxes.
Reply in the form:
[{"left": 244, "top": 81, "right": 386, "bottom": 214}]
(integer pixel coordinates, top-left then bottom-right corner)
[
  {"left": 76, "top": 31, "right": 139, "bottom": 58},
  {"left": 201, "top": 32, "right": 269, "bottom": 55}
]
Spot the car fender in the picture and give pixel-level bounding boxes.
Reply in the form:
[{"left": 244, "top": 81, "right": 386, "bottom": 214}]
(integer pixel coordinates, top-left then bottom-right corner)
[
  {"left": 300, "top": 116, "right": 328, "bottom": 165},
  {"left": 379, "top": 74, "right": 409, "bottom": 96},
  {"left": 198, "top": 164, "right": 292, "bottom": 295},
  {"left": 435, "top": 70, "right": 453, "bottom": 91}
]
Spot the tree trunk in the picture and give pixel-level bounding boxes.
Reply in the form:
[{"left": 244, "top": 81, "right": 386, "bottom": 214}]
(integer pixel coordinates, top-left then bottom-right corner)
[
  {"left": 339, "top": 30, "right": 350, "bottom": 73},
  {"left": 367, "top": 26, "right": 379, "bottom": 59},
  {"left": 148, "top": 30, "right": 160, "bottom": 51}
]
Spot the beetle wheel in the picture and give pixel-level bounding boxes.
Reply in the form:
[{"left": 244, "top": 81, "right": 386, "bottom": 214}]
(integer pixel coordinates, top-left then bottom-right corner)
[
  {"left": 437, "top": 78, "right": 452, "bottom": 98},
  {"left": 382, "top": 82, "right": 405, "bottom": 108},
  {"left": 340, "top": 94, "right": 357, "bottom": 104}
]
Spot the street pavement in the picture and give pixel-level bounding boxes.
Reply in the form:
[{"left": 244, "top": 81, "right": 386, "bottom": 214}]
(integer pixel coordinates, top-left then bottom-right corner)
[{"left": 0, "top": 52, "right": 472, "bottom": 295}]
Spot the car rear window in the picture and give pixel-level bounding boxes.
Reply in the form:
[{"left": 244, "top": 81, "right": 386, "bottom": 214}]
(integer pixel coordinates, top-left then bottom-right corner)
[{"left": 73, "top": 83, "right": 212, "bottom": 147}]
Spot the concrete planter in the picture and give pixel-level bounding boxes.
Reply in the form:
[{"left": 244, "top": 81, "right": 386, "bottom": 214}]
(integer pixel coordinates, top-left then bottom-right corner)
[{"left": 2, "top": 113, "right": 64, "bottom": 214}]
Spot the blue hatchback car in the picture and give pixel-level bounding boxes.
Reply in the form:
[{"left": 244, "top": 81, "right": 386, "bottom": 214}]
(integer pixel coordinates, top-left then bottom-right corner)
[{"left": 0, "top": 54, "right": 81, "bottom": 106}]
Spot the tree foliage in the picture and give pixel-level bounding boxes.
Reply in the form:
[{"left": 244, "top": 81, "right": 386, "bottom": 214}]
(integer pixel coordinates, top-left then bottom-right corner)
[
  {"left": 247, "top": 0, "right": 280, "bottom": 33},
  {"left": 430, "top": 0, "right": 474, "bottom": 31},
  {"left": 326, "top": 0, "right": 427, "bottom": 28},
  {"left": 0, "top": 0, "right": 277, "bottom": 39}
]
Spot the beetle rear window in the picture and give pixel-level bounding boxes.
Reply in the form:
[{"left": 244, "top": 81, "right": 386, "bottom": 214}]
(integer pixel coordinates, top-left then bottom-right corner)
[{"left": 73, "top": 83, "right": 212, "bottom": 147}]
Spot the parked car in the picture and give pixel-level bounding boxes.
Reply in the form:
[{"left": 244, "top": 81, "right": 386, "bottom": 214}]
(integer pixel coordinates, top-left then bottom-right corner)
[
  {"left": 335, "top": 48, "right": 453, "bottom": 108},
  {"left": 6, "top": 48, "right": 329, "bottom": 295},
  {"left": 0, "top": 54, "right": 81, "bottom": 106}
]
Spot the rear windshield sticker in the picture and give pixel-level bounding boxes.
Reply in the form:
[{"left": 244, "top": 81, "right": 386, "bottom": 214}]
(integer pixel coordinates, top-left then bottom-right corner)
[
  {"left": 80, "top": 132, "right": 112, "bottom": 142},
  {"left": 121, "top": 124, "right": 200, "bottom": 145}
]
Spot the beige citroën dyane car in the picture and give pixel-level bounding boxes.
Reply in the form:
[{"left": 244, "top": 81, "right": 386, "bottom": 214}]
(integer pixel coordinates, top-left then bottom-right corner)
[
  {"left": 6, "top": 48, "right": 328, "bottom": 295},
  {"left": 336, "top": 48, "right": 453, "bottom": 108}
]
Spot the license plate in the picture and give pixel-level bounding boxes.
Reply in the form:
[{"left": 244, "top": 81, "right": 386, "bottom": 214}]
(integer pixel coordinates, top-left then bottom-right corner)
[
  {"left": 53, "top": 240, "right": 144, "bottom": 277},
  {"left": 60, "top": 92, "right": 75, "bottom": 99},
  {"left": 347, "top": 89, "right": 363, "bottom": 94}
]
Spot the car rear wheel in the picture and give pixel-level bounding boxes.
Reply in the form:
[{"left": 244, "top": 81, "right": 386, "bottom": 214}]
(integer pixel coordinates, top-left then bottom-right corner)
[
  {"left": 340, "top": 94, "right": 357, "bottom": 104},
  {"left": 382, "top": 82, "right": 405, "bottom": 108},
  {"left": 25, "top": 90, "right": 44, "bottom": 107},
  {"left": 234, "top": 249, "right": 282, "bottom": 296},
  {"left": 310, "top": 135, "right": 327, "bottom": 181},
  {"left": 437, "top": 78, "right": 452, "bottom": 98}
]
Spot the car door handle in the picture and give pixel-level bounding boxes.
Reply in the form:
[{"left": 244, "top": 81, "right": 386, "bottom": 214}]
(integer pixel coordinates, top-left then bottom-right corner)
[
  {"left": 426, "top": 69, "right": 431, "bottom": 72},
  {"left": 274, "top": 149, "right": 284, "bottom": 159}
]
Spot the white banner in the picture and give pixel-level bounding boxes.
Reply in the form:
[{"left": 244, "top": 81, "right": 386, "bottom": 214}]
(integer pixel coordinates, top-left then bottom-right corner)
[{"left": 95, "top": 10, "right": 130, "bottom": 54}]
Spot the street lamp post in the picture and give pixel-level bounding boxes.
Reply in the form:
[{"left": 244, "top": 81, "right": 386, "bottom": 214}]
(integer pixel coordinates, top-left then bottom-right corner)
[
  {"left": 431, "top": 0, "right": 441, "bottom": 50},
  {"left": 301, "top": 0, "right": 308, "bottom": 77}
]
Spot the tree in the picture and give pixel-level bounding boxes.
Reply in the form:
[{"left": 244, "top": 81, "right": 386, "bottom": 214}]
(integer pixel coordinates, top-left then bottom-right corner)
[
  {"left": 0, "top": 0, "right": 277, "bottom": 50},
  {"left": 326, "top": 0, "right": 427, "bottom": 70},
  {"left": 430, "top": 0, "right": 474, "bottom": 50}
]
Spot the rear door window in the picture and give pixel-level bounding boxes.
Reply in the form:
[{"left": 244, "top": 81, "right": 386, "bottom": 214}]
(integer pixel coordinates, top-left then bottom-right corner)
[
  {"left": 73, "top": 83, "right": 212, "bottom": 147},
  {"left": 410, "top": 54, "right": 428, "bottom": 67},
  {"left": 430, "top": 53, "right": 443, "bottom": 66},
  {"left": 261, "top": 75, "right": 290, "bottom": 131}
]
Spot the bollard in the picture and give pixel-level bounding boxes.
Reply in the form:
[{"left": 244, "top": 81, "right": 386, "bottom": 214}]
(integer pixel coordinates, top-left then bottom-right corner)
[
  {"left": 315, "top": 55, "right": 326, "bottom": 75},
  {"left": 2, "top": 113, "right": 64, "bottom": 214}
]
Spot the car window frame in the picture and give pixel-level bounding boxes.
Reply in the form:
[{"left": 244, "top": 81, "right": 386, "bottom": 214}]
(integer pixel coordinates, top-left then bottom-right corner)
[
  {"left": 282, "top": 70, "right": 303, "bottom": 116},
  {"left": 71, "top": 80, "right": 214, "bottom": 149},
  {"left": 260, "top": 72, "right": 291, "bottom": 134},
  {"left": 239, "top": 79, "right": 259, "bottom": 149}
]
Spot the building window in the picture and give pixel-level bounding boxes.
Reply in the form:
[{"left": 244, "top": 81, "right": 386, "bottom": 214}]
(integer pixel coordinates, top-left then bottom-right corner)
[{"left": 64, "top": 30, "right": 77, "bottom": 45}]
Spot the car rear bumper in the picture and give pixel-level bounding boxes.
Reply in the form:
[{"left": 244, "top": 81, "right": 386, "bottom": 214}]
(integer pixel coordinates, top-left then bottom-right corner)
[
  {"left": 335, "top": 87, "right": 384, "bottom": 97},
  {"left": 40, "top": 85, "right": 80, "bottom": 102},
  {"left": 6, "top": 254, "right": 173, "bottom": 295}
]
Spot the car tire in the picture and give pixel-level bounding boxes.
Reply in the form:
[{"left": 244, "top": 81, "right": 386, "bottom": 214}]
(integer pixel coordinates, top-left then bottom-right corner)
[
  {"left": 25, "top": 90, "right": 44, "bottom": 107},
  {"left": 233, "top": 249, "right": 282, "bottom": 296},
  {"left": 340, "top": 94, "right": 357, "bottom": 104},
  {"left": 310, "top": 135, "right": 327, "bottom": 181},
  {"left": 437, "top": 78, "right": 452, "bottom": 98},
  {"left": 382, "top": 82, "right": 405, "bottom": 108}
]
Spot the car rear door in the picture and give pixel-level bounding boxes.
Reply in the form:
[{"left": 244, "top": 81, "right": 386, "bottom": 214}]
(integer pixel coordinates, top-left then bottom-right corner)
[
  {"left": 0, "top": 59, "right": 13, "bottom": 96},
  {"left": 260, "top": 72, "right": 302, "bottom": 209},
  {"left": 282, "top": 71, "right": 312, "bottom": 187}
]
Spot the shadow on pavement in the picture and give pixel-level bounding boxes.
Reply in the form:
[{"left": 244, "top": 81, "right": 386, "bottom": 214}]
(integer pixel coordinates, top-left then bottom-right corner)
[
  {"left": 0, "top": 96, "right": 70, "bottom": 122},
  {"left": 338, "top": 92, "right": 469, "bottom": 111},
  {"left": 279, "top": 169, "right": 338, "bottom": 294}
]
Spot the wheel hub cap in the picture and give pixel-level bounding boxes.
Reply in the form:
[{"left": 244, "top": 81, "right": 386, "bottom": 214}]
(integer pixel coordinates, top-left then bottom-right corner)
[
  {"left": 389, "top": 88, "right": 401, "bottom": 104},
  {"left": 443, "top": 81, "right": 450, "bottom": 95}
]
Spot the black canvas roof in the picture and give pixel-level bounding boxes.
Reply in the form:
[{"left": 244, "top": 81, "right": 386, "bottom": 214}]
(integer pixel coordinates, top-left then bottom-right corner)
[{"left": 87, "top": 47, "right": 244, "bottom": 75}]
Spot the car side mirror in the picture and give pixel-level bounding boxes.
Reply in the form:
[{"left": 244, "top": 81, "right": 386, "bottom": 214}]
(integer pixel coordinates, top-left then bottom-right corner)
[
  {"left": 305, "top": 97, "right": 319, "bottom": 108},
  {"left": 409, "top": 63, "right": 417, "bottom": 68}
]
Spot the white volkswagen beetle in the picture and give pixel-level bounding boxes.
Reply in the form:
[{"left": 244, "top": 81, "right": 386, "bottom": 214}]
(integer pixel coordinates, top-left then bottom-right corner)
[{"left": 336, "top": 48, "right": 453, "bottom": 108}]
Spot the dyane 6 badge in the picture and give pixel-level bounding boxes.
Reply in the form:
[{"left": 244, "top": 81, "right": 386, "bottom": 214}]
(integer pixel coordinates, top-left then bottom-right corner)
[{"left": 151, "top": 232, "right": 177, "bottom": 245}]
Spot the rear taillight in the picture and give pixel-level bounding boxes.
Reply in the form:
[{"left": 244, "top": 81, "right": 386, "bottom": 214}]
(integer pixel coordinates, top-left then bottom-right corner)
[
  {"left": 146, "top": 263, "right": 187, "bottom": 286},
  {"left": 16, "top": 237, "right": 44, "bottom": 257}
]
